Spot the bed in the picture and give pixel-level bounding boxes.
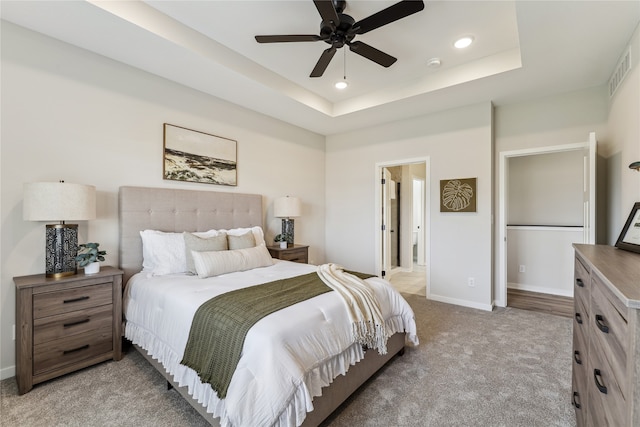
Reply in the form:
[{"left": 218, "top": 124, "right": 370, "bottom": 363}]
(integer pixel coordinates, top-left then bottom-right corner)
[{"left": 118, "top": 186, "right": 418, "bottom": 427}]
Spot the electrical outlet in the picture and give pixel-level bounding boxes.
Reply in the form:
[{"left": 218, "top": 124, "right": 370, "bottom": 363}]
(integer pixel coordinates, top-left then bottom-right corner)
[
  {"left": 519, "top": 265, "right": 526, "bottom": 273},
  {"left": 468, "top": 277, "right": 475, "bottom": 287}
]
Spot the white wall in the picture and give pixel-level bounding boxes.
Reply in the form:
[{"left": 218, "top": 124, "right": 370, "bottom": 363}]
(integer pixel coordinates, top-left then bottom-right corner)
[
  {"left": 508, "top": 151, "right": 584, "bottom": 226},
  {"left": 606, "top": 24, "right": 640, "bottom": 243},
  {"left": 326, "top": 103, "right": 494, "bottom": 311},
  {"left": 0, "top": 23, "right": 326, "bottom": 378},
  {"left": 506, "top": 227, "right": 583, "bottom": 296}
]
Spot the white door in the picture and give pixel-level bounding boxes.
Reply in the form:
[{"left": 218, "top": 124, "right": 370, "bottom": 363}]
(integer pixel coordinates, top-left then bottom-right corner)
[
  {"left": 584, "top": 132, "right": 597, "bottom": 244},
  {"left": 413, "top": 178, "right": 426, "bottom": 266},
  {"left": 382, "top": 168, "right": 392, "bottom": 277}
]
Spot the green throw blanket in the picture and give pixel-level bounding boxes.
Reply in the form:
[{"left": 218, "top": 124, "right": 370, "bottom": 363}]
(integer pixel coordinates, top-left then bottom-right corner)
[{"left": 180, "top": 270, "right": 373, "bottom": 399}]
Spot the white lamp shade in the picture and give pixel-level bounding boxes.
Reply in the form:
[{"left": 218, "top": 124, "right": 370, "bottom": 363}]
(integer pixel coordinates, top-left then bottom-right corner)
[
  {"left": 274, "top": 196, "right": 301, "bottom": 218},
  {"left": 23, "top": 182, "right": 96, "bottom": 222}
]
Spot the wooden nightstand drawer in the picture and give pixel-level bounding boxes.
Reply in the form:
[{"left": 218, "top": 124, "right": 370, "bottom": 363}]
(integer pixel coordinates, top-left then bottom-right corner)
[
  {"left": 34, "top": 305, "right": 113, "bottom": 345},
  {"left": 267, "top": 245, "right": 309, "bottom": 264},
  {"left": 279, "top": 248, "right": 308, "bottom": 262},
  {"left": 33, "top": 326, "right": 113, "bottom": 376},
  {"left": 33, "top": 282, "right": 113, "bottom": 319}
]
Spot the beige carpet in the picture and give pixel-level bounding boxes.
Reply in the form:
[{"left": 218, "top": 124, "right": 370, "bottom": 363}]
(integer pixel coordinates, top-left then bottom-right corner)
[{"left": 1, "top": 294, "right": 575, "bottom": 426}]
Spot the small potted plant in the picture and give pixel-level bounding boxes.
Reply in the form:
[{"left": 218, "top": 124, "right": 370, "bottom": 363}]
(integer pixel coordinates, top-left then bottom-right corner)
[
  {"left": 274, "top": 234, "right": 291, "bottom": 249},
  {"left": 76, "top": 242, "right": 107, "bottom": 274}
]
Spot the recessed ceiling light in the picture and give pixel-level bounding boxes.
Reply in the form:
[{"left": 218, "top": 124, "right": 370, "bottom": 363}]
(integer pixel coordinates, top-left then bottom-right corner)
[
  {"left": 335, "top": 80, "right": 348, "bottom": 90},
  {"left": 454, "top": 36, "right": 474, "bottom": 49}
]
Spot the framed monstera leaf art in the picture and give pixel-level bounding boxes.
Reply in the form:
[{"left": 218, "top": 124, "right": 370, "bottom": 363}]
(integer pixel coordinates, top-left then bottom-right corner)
[{"left": 440, "top": 178, "right": 477, "bottom": 213}]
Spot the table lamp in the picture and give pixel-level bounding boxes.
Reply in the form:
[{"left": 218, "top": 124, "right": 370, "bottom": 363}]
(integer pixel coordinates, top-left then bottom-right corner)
[
  {"left": 274, "top": 196, "right": 301, "bottom": 246},
  {"left": 23, "top": 181, "right": 96, "bottom": 278}
]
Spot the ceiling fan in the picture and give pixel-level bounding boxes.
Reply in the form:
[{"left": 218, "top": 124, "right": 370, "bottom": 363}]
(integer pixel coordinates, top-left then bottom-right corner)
[{"left": 255, "top": 0, "right": 425, "bottom": 78}]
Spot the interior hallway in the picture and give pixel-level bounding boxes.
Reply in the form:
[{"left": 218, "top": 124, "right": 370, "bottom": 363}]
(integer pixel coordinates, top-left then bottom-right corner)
[{"left": 388, "top": 264, "right": 426, "bottom": 296}]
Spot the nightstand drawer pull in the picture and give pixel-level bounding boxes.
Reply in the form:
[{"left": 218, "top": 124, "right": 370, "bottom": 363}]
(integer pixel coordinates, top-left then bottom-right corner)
[
  {"left": 63, "top": 318, "right": 90, "bottom": 328},
  {"left": 575, "top": 278, "right": 584, "bottom": 288},
  {"left": 575, "top": 312, "right": 583, "bottom": 324},
  {"left": 63, "top": 344, "right": 89, "bottom": 355},
  {"left": 595, "top": 314, "right": 609, "bottom": 333},
  {"left": 574, "top": 350, "right": 582, "bottom": 365},
  {"left": 63, "top": 296, "right": 90, "bottom": 304},
  {"left": 594, "top": 369, "right": 608, "bottom": 394}
]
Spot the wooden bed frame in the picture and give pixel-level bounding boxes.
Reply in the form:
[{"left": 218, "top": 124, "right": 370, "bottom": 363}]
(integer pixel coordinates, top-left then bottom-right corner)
[{"left": 118, "top": 186, "right": 405, "bottom": 426}]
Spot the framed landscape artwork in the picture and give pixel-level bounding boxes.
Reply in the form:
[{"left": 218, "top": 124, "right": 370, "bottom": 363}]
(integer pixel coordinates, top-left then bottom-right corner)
[
  {"left": 440, "top": 177, "right": 477, "bottom": 213},
  {"left": 163, "top": 123, "right": 237, "bottom": 186}
]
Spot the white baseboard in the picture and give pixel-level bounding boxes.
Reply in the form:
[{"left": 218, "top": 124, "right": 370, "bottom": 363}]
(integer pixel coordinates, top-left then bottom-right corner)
[
  {"left": 427, "top": 292, "right": 494, "bottom": 312},
  {"left": 1, "top": 365, "right": 15, "bottom": 381},
  {"left": 507, "top": 282, "right": 573, "bottom": 298}
]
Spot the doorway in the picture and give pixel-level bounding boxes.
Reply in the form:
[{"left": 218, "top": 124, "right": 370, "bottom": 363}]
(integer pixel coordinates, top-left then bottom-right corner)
[
  {"left": 497, "top": 133, "right": 596, "bottom": 307},
  {"left": 376, "top": 158, "right": 430, "bottom": 293}
]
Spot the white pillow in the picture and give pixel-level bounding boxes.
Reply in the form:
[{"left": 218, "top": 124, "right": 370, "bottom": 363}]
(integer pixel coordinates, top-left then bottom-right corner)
[
  {"left": 192, "top": 244, "right": 273, "bottom": 278},
  {"left": 140, "top": 229, "right": 222, "bottom": 275}
]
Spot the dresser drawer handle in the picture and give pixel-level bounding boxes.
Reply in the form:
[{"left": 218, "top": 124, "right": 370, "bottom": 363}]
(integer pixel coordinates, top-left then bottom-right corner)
[
  {"left": 595, "top": 314, "right": 609, "bottom": 333},
  {"left": 63, "top": 296, "right": 90, "bottom": 304},
  {"left": 63, "top": 318, "right": 90, "bottom": 328},
  {"left": 573, "top": 350, "right": 582, "bottom": 365},
  {"left": 594, "top": 369, "right": 608, "bottom": 394},
  {"left": 572, "top": 391, "right": 582, "bottom": 409},
  {"left": 575, "top": 278, "right": 584, "bottom": 288},
  {"left": 63, "top": 344, "right": 89, "bottom": 355},
  {"left": 574, "top": 313, "right": 583, "bottom": 324}
]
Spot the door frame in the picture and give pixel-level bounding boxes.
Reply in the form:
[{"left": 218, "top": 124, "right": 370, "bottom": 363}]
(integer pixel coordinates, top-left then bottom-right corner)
[
  {"left": 375, "top": 157, "right": 430, "bottom": 288},
  {"left": 497, "top": 133, "right": 596, "bottom": 307}
]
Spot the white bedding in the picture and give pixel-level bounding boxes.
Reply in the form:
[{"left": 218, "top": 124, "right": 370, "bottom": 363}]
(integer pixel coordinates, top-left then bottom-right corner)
[{"left": 123, "top": 260, "right": 418, "bottom": 427}]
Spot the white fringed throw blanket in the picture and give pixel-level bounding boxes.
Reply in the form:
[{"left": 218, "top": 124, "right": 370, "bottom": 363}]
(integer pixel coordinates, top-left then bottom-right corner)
[{"left": 317, "top": 263, "right": 388, "bottom": 354}]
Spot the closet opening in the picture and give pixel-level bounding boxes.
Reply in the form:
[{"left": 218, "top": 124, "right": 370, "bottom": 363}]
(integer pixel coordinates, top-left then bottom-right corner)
[{"left": 497, "top": 133, "right": 596, "bottom": 309}]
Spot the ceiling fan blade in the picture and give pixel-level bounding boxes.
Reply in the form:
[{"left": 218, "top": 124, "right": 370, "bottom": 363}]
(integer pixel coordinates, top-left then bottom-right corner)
[
  {"left": 348, "top": 41, "right": 397, "bottom": 67},
  {"left": 255, "top": 35, "right": 322, "bottom": 43},
  {"left": 353, "top": 0, "right": 425, "bottom": 35},
  {"left": 310, "top": 47, "right": 337, "bottom": 77},
  {"left": 313, "top": 0, "right": 340, "bottom": 26}
]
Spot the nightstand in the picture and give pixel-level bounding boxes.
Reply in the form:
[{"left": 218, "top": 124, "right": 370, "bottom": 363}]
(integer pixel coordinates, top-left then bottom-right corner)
[
  {"left": 267, "top": 244, "right": 309, "bottom": 264},
  {"left": 14, "top": 266, "right": 123, "bottom": 394}
]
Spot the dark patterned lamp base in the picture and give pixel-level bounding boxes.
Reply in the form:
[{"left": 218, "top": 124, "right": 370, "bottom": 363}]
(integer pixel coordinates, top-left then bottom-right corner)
[{"left": 45, "top": 224, "right": 78, "bottom": 278}]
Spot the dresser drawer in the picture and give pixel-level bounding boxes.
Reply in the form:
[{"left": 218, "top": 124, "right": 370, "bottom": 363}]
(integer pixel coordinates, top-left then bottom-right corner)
[
  {"left": 590, "top": 275, "right": 629, "bottom": 396},
  {"left": 33, "top": 326, "right": 113, "bottom": 376},
  {"left": 588, "top": 334, "right": 628, "bottom": 426},
  {"left": 574, "top": 288, "right": 589, "bottom": 332},
  {"left": 33, "top": 282, "right": 113, "bottom": 319},
  {"left": 33, "top": 305, "right": 113, "bottom": 345},
  {"left": 572, "top": 325, "right": 589, "bottom": 423},
  {"left": 572, "top": 375, "right": 587, "bottom": 427},
  {"left": 574, "top": 255, "right": 590, "bottom": 312}
]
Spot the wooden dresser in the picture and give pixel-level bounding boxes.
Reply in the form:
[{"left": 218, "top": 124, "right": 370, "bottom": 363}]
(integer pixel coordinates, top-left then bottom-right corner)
[
  {"left": 14, "top": 266, "right": 123, "bottom": 394},
  {"left": 572, "top": 244, "right": 640, "bottom": 426}
]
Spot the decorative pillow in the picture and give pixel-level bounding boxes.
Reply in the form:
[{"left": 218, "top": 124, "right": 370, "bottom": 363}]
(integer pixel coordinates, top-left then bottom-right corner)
[
  {"left": 192, "top": 244, "right": 273, "bottom": 278},
  {"left": 223, "top": 226, "right": 265, "bottom": 247},
  {"left": 139, "top": 229, "right": 221, "bottom": 276},
  {"left": 227, "top": 231, "right": 256, "bottom": 250},
  {"left": 184, "top": 232, "right": 228, "bottom": 275}
]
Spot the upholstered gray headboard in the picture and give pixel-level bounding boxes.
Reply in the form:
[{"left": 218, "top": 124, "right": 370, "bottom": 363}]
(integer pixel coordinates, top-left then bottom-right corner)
[{"left": 118, "top": 186, "right": 263, "bottom": 284}]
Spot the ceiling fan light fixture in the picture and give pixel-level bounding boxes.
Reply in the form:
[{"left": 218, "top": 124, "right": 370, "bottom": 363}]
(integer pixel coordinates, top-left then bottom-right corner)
[
  {"left": 335, "top": 80, "right": 349, "bottom": 90},
  {"left": 454, "top": 36, "right": 474, "bottom": 49}
]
